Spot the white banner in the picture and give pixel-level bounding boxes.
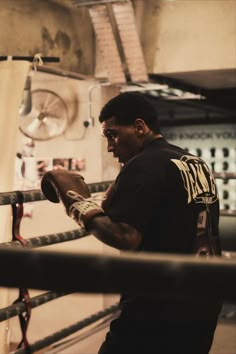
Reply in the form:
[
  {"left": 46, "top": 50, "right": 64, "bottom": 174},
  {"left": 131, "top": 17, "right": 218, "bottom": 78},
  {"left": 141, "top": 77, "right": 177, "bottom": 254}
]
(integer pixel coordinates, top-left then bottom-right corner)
[{"left": 0, "top": 59, "right": 31, "bottom": 354}]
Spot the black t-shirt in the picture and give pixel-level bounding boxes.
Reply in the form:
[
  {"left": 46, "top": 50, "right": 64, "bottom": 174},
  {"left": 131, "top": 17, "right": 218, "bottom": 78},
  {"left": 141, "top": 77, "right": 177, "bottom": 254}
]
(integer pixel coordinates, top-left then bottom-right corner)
[
  {"left": 104, "top": 138, "right": 222, "bottom": 341},
  {"left": 106, "top": 138, "right": 220, "bottom": 255}
]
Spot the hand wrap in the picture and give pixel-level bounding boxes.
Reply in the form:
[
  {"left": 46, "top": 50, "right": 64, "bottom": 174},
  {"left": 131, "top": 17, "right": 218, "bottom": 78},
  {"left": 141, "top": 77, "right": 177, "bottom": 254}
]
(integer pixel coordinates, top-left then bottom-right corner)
[{"left": 41, "top": 170, "right": 104, "bottom": 229}]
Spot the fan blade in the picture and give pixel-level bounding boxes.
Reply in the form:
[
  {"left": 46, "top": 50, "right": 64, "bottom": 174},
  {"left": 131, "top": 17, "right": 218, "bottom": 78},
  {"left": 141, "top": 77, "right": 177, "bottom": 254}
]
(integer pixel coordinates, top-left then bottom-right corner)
[
  {"left": 41, "top": 117, "right": 65, "bottom": 137},
  {"left": 26, "top": 118, "right": 42, "bottom": 134}
]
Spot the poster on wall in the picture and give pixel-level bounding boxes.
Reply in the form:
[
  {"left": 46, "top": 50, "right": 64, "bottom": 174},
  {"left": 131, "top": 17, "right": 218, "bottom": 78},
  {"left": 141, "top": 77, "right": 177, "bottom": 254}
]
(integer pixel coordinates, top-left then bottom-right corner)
[
  {"left": 162, "top": 124, "right": 236, "bottom": 173},
  {"left": 14, "top": 137, "right": 86, "bottom": 218}
]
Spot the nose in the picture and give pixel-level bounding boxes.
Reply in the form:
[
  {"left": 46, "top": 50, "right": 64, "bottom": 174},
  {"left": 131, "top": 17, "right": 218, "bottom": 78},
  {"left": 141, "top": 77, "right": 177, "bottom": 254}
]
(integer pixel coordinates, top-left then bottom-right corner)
[
  {"left": 107, "top": 143, "right": 114, "bottom": 153},
  {"left": 107, "top": 139, "right": 115, "bottom": 153}
]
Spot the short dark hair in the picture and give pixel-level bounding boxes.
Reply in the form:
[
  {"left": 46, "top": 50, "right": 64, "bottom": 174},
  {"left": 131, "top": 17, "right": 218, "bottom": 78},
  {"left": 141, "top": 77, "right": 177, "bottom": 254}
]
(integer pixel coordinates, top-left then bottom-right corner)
[{"left": 99, "top": 92, "right": 161, "bottom": 133}]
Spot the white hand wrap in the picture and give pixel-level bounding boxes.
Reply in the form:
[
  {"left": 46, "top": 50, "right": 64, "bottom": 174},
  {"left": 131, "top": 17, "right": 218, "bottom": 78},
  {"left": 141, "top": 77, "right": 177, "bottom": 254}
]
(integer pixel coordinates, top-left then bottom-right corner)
[{"left": 67, "top": 190, "right": 104, "bottom": 228}]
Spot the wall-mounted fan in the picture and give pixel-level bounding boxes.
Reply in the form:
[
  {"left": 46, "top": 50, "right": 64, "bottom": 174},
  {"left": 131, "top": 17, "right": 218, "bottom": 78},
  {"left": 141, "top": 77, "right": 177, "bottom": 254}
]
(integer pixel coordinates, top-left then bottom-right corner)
[{"left": 19, "top": 89, "right": 68, "bottom": 141}]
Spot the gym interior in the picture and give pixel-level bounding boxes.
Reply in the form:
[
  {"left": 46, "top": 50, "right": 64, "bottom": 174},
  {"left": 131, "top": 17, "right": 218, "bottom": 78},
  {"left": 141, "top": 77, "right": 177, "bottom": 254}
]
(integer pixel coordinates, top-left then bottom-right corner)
[{"left": 0, "top": 1, "right": 235, "bottom": 353}]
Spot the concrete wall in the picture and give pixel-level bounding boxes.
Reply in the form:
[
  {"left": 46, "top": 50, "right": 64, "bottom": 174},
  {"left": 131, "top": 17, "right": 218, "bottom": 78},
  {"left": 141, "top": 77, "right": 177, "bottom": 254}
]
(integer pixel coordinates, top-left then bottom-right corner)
[
  {"left": 0, "top": 0, "right": 94, "bottom": 74},
  {"left": 0, "top": 0, "right": 235, "bottom": 75}
]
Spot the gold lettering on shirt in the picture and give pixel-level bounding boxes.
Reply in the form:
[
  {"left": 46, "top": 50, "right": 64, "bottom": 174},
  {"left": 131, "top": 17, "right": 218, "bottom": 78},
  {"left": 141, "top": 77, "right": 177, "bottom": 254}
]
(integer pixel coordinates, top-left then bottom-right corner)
[{"left": 171, "top": 155, "right": 218, "bottom": 204}]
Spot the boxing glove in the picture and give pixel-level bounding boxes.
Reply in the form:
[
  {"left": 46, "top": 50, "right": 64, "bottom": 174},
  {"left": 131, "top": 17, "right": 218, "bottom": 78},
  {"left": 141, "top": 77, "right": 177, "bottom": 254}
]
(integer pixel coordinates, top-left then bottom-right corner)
[{"left": 41, "top": 170, "right": 104, "bottom": 229}]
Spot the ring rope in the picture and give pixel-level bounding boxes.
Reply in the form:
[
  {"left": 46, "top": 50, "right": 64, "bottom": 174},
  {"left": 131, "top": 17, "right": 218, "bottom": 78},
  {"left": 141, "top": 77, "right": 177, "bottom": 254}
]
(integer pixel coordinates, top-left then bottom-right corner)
[
  {"left": 13, "top": 303, "right": 119, "bottom": 354},
  {"left": 0, "top": 190, "right": 45, "bottom": 205},
  {"left": 0, "top": 228, "right": 89, "bottom": 249},
  {"left": 46, "top": 312, "right": 117, "bottom": 354},
  {"left": 88, "top": 180, "right": 113, "bottom": 194},
  {"left": 0, "top": 182, "right": 113, "bottom": 350},
  {"left": 0, "top": 181, "right": 113, "bottom": 205},
  {"left": 0, "top": 247, "right": 236, "bottom": 301},
  {"left": 11, "top": 200, "right": 32, "bottom": 351},
  {"left": 0, "top": 291, "right": 70, "bottom": 322}
]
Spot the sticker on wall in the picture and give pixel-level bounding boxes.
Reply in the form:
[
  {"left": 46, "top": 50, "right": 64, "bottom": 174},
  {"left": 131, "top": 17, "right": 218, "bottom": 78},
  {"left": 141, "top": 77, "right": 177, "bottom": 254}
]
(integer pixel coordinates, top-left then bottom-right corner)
[
  {"left": 37, "top": 159, "right": 53, "bottom": 178},
  {"left": 52, "top": 158, "right": 86, "bottom": 172}
]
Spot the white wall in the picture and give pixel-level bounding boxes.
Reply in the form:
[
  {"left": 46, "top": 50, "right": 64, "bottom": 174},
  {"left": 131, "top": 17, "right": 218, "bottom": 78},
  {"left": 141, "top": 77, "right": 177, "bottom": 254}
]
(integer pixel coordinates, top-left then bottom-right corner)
[{"left": 0, "top": 60, "right": 31, "bottom": 354}]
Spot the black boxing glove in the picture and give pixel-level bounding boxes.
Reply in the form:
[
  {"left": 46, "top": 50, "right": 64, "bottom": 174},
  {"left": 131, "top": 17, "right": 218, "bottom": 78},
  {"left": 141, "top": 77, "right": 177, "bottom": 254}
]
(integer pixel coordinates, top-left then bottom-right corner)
[{"left": 41, "top": 169, "right": 105, "bottom": 229}]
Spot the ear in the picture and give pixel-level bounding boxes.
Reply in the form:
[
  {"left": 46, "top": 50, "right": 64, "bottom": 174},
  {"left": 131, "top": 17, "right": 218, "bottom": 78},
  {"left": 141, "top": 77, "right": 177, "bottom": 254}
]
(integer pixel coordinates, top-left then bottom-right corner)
[{"left": 134, "top": 118, "right": 148, "bottom": 136}]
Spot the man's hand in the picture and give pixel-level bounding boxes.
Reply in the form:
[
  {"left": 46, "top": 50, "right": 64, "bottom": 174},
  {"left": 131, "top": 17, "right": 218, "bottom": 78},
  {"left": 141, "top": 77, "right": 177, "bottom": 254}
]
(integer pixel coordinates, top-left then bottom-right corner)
[{"left": 41, "top": 170, "right": 104, "bottom": 229}]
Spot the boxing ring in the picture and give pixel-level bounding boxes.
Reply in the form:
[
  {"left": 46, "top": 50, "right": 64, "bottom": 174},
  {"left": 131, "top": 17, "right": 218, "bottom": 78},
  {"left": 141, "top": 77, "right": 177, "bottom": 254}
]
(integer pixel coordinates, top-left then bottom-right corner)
[{"left": 0, "top": 181, "right": 236, "bottom": 354}]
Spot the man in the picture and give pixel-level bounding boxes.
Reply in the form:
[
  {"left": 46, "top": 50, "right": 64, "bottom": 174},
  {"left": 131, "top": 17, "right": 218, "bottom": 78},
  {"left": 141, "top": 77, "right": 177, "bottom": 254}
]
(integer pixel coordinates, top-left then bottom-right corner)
[{"left": 41, "top": 92, "right": 222, "bottom": 354}]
